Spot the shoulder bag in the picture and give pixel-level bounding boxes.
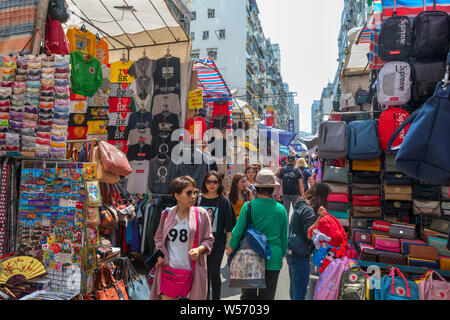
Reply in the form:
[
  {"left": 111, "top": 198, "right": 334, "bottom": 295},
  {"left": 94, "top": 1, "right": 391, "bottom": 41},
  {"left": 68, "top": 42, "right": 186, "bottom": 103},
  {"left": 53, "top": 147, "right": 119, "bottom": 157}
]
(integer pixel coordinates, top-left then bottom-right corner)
[
  {"left": 160, "top": 207, "right": 199, "bottom": 299},
  {"left": 95, "top": 264, "right": 129, "bottom": 300}
]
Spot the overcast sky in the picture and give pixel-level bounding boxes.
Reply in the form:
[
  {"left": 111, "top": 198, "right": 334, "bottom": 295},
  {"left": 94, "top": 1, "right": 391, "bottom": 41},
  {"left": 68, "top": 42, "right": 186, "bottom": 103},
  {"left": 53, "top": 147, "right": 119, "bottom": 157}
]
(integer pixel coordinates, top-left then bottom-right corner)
[{"left": 257, "top": 0, "right": 344, "bottom": 133}]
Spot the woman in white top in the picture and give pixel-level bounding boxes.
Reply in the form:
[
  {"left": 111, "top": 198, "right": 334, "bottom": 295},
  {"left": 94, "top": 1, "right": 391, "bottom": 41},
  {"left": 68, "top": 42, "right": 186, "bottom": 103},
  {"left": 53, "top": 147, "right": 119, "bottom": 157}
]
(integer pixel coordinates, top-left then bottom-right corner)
[{"left": 151, "top": 176, "right": 214, "bottom": 300}]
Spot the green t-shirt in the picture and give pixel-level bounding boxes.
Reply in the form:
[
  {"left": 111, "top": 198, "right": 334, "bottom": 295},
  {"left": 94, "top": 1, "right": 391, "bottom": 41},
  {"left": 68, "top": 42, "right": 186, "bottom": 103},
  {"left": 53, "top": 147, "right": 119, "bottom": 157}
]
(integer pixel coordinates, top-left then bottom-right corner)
[
  {"left": 229, "top": 198, "right": 288, "bottom": 270},
  {"left": 70, "top": 51, "right": 103, "bottom": 97}
]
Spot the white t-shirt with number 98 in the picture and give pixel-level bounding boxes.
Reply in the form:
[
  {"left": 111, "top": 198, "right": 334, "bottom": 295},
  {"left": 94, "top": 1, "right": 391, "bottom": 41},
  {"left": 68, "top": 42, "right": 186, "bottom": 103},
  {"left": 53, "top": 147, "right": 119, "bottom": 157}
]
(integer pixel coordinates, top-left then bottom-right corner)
[{"left": 167, "top": 214, "right": 191, "bottom": 271}]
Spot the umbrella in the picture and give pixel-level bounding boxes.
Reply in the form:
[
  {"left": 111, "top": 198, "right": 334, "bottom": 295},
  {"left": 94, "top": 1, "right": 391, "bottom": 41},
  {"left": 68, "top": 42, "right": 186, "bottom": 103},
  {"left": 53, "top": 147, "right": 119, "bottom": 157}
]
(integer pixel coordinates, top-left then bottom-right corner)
[{"left": 239, "top": 141, "right": 258, "bottom": 152}]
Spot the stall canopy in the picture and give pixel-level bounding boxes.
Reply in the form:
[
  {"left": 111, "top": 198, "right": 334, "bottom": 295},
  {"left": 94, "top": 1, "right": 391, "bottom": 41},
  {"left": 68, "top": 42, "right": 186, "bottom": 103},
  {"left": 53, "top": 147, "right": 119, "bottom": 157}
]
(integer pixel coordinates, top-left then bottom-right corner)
[
  {"left": 193, "top": 57, "right": 232, "bottom": 102},
  {"left": 67, "top": 0, "right": 191, "bottom": 61},
  {"left": 258, "top": 124, "right": 296, "bottom": 146}
]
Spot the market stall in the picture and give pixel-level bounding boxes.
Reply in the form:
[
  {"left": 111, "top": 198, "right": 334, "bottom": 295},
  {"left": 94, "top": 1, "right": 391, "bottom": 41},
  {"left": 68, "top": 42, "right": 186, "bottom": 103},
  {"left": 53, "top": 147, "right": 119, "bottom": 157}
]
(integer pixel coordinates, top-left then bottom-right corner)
[{"left": 313, "top": 0, "right": 450, "bottom": 300}]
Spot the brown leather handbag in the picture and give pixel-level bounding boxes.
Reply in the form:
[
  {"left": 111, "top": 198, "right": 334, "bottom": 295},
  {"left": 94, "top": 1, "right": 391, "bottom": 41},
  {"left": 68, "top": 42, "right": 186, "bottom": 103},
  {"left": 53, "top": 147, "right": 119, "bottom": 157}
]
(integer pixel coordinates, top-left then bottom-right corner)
[
  {"left": 352, "top": 206, "right": 382, "bottom": 218},
  {"left": 409, "top": 245, "right": 439, "bottom": 261},
  {"left": 95, "top": 264, "right": 129, "bottom": 300},
  {"left": 98, "top": 141, "right": 132, "bottom": 177}
]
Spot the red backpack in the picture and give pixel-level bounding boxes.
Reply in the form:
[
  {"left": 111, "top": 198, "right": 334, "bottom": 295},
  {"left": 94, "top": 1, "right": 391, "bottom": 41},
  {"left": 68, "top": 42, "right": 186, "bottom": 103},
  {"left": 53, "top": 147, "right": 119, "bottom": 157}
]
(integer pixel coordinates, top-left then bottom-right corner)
[
  {"left": 315, "top": 214, "right": 347, "bottom": 248},
  {"left": 378, "top": 107, "right": 411, "bottom": 151},
  {"left": 45, "top": 15, "right": 70, "bottom": 54}
]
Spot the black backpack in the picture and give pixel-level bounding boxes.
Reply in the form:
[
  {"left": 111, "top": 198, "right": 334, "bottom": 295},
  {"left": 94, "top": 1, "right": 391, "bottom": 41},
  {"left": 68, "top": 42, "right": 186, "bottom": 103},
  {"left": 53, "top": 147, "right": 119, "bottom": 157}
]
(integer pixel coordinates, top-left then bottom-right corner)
[
  {"left": 411, "top": 61, "right": 445, "bottom": 104},
  {"left": 378, "top": 0, "right": 412, "bottom": 61},
  {"left": 282, "top": 166, "right": 301, "bottom": 195},
  {"left": 412, "top": 1, "right": 449, "bottom": 59}
]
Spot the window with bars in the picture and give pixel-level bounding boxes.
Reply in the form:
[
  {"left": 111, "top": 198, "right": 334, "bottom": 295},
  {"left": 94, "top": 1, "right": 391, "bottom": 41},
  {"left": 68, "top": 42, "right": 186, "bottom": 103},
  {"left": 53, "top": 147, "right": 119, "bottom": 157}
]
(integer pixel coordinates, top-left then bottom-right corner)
[
  {"left": 191, "top": 11, "right": 196, "bottom": 20},
  {"left": 191, "top": 50, "right": 200, "bottom": 59},
  {"left": 208, "top": 9, "right": 215, "bottom": 19},
  {"left": 207, "top": 48, "right": 218, "bottom": 60},
  {"left": 218, "top": 29, "right": 226, "bottom": 39},
  {"left": 203, "top": 31, "right": 209, "bottom": 40}
]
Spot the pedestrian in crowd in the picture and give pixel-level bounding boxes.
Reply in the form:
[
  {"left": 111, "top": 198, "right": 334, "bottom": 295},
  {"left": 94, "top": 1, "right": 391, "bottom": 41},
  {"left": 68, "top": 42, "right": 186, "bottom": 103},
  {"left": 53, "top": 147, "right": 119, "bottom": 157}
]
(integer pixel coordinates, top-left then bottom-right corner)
[
  {"left": 197, "top": 171, "right": 236, "bottom": 300},
  {"left": 296, "top": 158, "right": 315, "bottom": 192},
  {"left": 228, "top": 173, "right": 253, "bottom": 220},
  {"left": 245, "top": 166, "right": 258, "bottom": 198},
  {"left": 286, "top": 182, "right": 331, "bottom": 300},
  {"left": 228, "top": 169, "right": 288, "bottom": 300},
  {"left": 277, "top": 154, "right": 304, "bottom": 215},
  {"left": 151, "top": 176, "right": 215, "bottom": 300}
]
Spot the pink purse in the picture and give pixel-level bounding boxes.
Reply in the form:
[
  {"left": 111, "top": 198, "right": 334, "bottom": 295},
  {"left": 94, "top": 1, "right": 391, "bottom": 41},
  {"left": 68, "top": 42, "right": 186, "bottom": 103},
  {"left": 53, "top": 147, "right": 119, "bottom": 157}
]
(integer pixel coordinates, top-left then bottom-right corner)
[
  {"left": 374, "top": 237, "right": 401, "bottom": 253},
  {"left": 417, "top": 270, "right": 450, "bottom": 300},
  {"left": 160, "top": 207, "right": 199, "bottom": 299},
  {"left": 327, "top": 193, "right": 349, "bottom": 203}
]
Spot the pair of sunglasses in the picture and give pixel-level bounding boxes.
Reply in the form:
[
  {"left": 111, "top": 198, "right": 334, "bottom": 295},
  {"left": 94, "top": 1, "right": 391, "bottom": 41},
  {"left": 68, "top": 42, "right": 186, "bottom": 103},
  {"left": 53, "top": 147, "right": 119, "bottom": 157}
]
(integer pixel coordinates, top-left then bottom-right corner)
[{"left": 205, "top": 180, "right": 220, "bottom": 185}]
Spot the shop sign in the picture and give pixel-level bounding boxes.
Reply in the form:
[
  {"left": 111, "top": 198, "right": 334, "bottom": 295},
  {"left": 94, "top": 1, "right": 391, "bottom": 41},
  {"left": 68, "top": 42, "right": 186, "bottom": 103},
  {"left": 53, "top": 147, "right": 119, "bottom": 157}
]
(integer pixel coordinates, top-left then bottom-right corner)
[{"left": 188, "top": 89, "right": 203, "bottom": 110}]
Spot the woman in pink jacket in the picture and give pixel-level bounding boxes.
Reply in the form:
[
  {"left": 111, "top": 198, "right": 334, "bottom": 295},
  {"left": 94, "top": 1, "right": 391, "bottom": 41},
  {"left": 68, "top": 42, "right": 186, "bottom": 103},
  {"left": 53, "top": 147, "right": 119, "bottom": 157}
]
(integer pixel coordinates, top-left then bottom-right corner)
[{"left": 150, "top": 176, "right": 215, "bottom": 300}]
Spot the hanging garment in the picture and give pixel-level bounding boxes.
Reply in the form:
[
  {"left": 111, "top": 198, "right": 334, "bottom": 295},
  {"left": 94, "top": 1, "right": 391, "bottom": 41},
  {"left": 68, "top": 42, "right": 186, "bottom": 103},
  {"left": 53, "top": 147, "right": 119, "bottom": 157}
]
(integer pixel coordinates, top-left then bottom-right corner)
[
  {"left": 0, "top": 161, "right": 9, "bottom": 256},
  {"left": 128, "top": 57, "right": 156, "bottom": 100},
  {"left": 96, "top": 38, "right": 109, "bottom": 65},
  {"left": 66, "top": 27, "right": 97, "bottom": 57}
]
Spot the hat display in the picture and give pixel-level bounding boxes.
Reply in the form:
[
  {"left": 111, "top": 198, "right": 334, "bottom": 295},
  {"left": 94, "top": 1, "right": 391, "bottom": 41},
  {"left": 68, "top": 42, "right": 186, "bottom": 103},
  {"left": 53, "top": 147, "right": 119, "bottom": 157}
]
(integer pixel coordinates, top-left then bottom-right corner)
[{"left": 253, "top": 169, "right": 280, "bottom": 187}]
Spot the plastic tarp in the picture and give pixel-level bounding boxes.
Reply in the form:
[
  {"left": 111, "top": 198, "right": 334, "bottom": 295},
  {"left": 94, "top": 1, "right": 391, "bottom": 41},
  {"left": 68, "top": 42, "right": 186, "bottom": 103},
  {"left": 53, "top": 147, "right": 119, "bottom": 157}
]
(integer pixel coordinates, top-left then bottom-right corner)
[
  {"left": 258, "top": 124, "right": 296, "bottom": 147},
  {"left": 68, "top": 0, "right": 191, "bottom": 62}
]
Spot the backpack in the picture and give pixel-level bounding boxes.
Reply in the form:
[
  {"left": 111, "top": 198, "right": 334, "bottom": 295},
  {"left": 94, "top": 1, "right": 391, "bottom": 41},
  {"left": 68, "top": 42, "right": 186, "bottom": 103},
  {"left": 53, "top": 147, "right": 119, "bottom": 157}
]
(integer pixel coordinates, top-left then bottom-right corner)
[
  {"left": 48, "top": 0, "right": 70, "bottom": 23},
  {"left": 314, "top": 256, "right": 350, "bottom": 300},
  {"left": 347, "top": 120, "right": 381, "bottom": 160},
  {"left": 377, "top": 61, "right": 411, "bottom": 107},
  {"left": 355, "top": 88, "right": 369, "bottom": 105},
  {"left": 315, "top": 214, "right": 347, "bottom": 248},
  {"left": 388, "top": 76, "right": 450, "bottom": 184},
  {"left": 378, "top": 107, "right": 411, "bottom": 151},
  {"left": 412, "top": 1, "right": 449, "bottom": 60},
  {"left": 374, "top": 267, "right": 420, "bottom": 300},
  {"left": 317, "top": 121, "right": 348, "bottom": 160},
  {"left": 339, "top": 269, "right": 369, "bottom": 300},
  {"left": 378, "top": 0, "right": 413, "bottom": 62},
  {"left": 45, "top": 15, "right": 70, "bottom": 54},
  {"left": 228, "top": 201, "right": 269, "bottom": 289},
  {"left": 411, "top": 61, "right": 445, "bottom": 104},
  {"left": 281, "top": 166, "right": 301, "bottom": 195}
]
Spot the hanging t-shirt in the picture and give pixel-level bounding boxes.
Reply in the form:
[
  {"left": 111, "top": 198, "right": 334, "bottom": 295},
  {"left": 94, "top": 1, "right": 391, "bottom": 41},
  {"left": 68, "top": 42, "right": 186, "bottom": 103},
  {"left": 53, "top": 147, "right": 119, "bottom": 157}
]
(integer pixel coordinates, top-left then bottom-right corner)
[
  {"left": 69, "top": 51, "right": 103, "bottom": 97},
  {"left": 87, "top": 120, "right": 108, "bottom": 135},
  {"left": 130, "top": 80, "right": 152, "bottom": 112},
  {"left": 127, "top": 143, "right": 153, "bottom": 162},
  {"left": 67, "top": 126, "right": 88, "bottom": 140},
  {"left": 128, "top": 57, "right": 156, "bottom": 99},
  {"left": 211, "top": 100, "right": 231, "bottom": 129},
  {"left": 167, "top": 214, "right": 191, "bottom": 271},
  {"left": 87, "top": 94, "right": 108, "bottom": 107},
  {"left": 108, "top": 112, "right": 131, "bottom": 127},
  {"left": 96, "top": 38, "right": 109, "bottom": 65},
  {"left": 148, "top": 154, "right": 179, "bottom": 194},
  {"left": 66, "top": 27, "right": 97, "bottom": 58},
  {"left": 87, "top": 106, "right": 109, "bottom": 120},
  {"left": 127, "top": 128, "right": 152, "bottom": 146},
  {"left": 152, "top": 93, "right": 181, "bottom": 122},
  {"left": 127, "top": 112, "right": 152, "bottom": 131},
  {"left": 96, "top": 64, "right": 110, "bottom": 95},
  {"left": 69, "top": 113, "right": 87, "bottom": 127},
  {"left": 110, "top": 60, "right": 134, "bottom": 84},
  {"left": 69, "top": 100, "right": 87, "bottom": 113},
  {"left": 186, "top": 116, "right": 207, "bottom": 141},
  {"left": 108, "top": 97, "right": 133, "bottom": 112},
  {"left": 150, "top": 136, "right": 178, "bottom": 157},
  {"left": 109, "top": 83, "right": 133, "bottom": 98},
  {"left": 198, "top": 195, "right": 236, "bottom": 246},
  {"left": 126, "top": 160, "right": 150, "bottom": 194},
  {"left": 106, "top": 126, "right": 129, "bottom": 141},
  {"left": 153, "top": 56, "right": 181, "bottom": 95},
  {"left": 107, "top": 139, "right": 128, "bottom": 154},
  {"left": 151, "top": 113, "right": 179, "bottom": 140}
]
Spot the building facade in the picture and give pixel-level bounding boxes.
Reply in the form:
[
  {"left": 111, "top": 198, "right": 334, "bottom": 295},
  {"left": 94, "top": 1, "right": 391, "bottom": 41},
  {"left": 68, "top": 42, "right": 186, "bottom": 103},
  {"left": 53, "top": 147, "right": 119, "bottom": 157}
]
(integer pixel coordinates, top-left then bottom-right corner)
[
  {"left": 187, "top": 0, "right": 290, "bottom": 130},
  {"left": 311, "top": 100, "right": 321, "bottom": 136}
]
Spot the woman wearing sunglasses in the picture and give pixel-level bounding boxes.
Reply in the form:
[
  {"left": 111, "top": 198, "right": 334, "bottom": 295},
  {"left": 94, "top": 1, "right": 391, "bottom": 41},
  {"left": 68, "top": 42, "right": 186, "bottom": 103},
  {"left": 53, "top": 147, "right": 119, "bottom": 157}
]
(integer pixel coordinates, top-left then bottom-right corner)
[
  {"left": 197, "top": 171, "right": 236, "bottom": 300},
  {"left": 150, "top": 176, "right": 214, "bottom": 300},
  {"left": 245, "top": 166, "right": 258, "bottom": 198}
]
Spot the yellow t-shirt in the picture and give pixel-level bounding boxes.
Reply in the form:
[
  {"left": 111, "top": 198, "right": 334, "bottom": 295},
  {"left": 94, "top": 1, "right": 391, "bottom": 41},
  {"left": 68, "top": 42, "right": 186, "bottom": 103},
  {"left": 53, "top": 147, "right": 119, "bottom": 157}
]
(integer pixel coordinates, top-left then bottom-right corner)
[
  {"left": 66, "top": 27, "right": 97, "bottom": 58},
  {"left": 110, "top": 61, "right": 135, "bottom": 84}
]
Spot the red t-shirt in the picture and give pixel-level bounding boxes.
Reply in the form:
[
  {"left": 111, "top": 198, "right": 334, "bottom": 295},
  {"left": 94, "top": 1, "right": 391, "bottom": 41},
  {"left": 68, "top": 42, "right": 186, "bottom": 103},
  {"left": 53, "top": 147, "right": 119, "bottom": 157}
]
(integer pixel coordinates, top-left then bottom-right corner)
[
  {"left": 211, "top": 101, "right": 231, "bottom": 129},
  {"left": 186, "top": 116, "right": 207, "bottom": 141},
  {"left": 108, "top": 97, "right": 132, "bottom": 112}
]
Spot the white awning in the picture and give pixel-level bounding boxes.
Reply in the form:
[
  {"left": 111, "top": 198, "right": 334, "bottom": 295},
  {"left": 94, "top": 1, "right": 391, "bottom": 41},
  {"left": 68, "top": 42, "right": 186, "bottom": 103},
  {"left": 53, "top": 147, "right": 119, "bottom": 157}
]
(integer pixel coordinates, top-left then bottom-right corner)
[{"left": 67, "top": 0, "right": 191, "bottom": 62}]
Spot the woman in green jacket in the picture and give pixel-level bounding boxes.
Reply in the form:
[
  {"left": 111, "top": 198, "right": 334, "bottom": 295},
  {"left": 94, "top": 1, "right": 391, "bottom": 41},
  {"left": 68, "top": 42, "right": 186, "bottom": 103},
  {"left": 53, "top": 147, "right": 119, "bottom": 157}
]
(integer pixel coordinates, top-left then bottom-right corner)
[{"left": 228, "top": 169, "right": 288, "bottom": 300}]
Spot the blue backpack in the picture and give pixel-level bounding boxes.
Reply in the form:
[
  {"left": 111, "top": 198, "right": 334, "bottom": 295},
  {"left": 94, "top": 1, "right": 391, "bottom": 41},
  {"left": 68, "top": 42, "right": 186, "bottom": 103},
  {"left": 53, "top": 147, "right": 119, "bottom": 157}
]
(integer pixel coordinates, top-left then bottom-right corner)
[
  {"left": 347, "top": 120, "right": 381, "bottom": 160},
  {"left": 388, "top": 54, "right": 450, "bottom": 184},
  {"left": 374, "top": 267, "right": 419, "bottom": 300}
]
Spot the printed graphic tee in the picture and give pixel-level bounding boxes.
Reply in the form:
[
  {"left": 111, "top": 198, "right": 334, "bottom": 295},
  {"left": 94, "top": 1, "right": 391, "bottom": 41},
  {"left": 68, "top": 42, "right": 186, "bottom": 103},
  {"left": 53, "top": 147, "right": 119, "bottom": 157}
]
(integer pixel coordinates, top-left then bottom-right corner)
[
  {"left": 186, "top": 116, "right": 207, "bottom": 141},
  {"left": 108, "top": 112, "right": 131, "bottom": 127},
  {"left": 66, "top": 27, "right": 97, "bottom": 57},
  {"left": 110, "top": 60, "right": 134, "bottom": 84},
  {"left": 148, "top": 154, "right": 179, "bottom": 194},
  {"left": 167, "top": 214, "right": 191, "bottom": 271},
  {"left": 126, "top": 160, "right": 150, "bottom": 194}
]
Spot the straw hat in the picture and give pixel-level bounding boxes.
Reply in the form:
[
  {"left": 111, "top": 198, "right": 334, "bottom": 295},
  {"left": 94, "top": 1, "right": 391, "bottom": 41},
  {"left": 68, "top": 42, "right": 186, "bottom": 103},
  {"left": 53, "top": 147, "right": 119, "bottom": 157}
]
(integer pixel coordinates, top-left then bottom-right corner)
[{"left": 253, "top": 169, "right": 280, "bottom": 187}]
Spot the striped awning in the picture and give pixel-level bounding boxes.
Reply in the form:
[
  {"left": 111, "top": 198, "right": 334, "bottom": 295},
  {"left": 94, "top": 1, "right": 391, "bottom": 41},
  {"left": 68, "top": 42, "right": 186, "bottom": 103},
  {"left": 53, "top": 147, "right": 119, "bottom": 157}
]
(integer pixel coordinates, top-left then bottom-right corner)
[
  {"left": 356, "top": 14, "right": 374, "bottom": 44},
  {"left": 370, "top": 0, "right": 450, "bottom": 69},
  {"left": 193, "top": 57, "right": 232, "bottom": 102}
]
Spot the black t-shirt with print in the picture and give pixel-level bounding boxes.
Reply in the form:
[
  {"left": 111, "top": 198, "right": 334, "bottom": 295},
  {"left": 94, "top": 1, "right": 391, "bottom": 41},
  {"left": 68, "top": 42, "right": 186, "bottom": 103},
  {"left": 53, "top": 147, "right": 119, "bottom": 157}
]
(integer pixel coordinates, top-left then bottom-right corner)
[
  {"left": 107, "top": 126, "right": 129, "bottom": 141},
  {"left": 127, "top": 143, "right": 153, "bottom": 161},
  {"left": 197, "top": 195, "right": 236, "bottom": 248},
  {"left": 151, "top": 113, "right": 179, "bottom": 140}
]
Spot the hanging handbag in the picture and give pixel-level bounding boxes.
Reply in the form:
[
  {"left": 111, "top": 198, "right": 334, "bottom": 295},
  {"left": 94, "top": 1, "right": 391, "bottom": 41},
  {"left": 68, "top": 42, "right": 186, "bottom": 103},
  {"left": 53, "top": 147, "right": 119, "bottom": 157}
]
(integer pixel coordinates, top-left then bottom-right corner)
[
  {"left": 352, "top": 183, "right": 380, "bottom": 195},
  {"left": 352, "top": 195, "right": 380, "bottom": 207},
  {"left": 429, "top": 218, "right": 450, "bottom": 234},
  {"left": 388, "top": 52, "right": 450, "bottom": 184},
  {"left": 325, "top": 182, "right": 349, "bottom": 194},
  {"left": 93, "top": 146, "right": 120, "bottom": 184},
  {"left": 94, "top": 264, "right": 129, "bottom": 300},
  {"left": 160, "top": 207, "right": 199, "bottom": 299},
  {"left": 416, "top": 270, "right": 450, "bottom": 300},
  {"left": 352, "top": 158, "right": 381, "bottom": 172},
  {"left": 352, "top": 206, "right": 382, "bottom": 218},
  {"left": 352, "top": 171, "right": 380, "bottom": 184},
  {"left": 114, "top": 257, "right": 151, "bottom": 300},
  {"left": 384, "top": 172, "right": 413, "bottom": 185},
  {"left": 384, "top": 153, "right": 400, "bottom": 173},
  {"left": 413, "top": 200, "right": 441, "bottom": 216},
  {"left": 412, "top": 184, "right": 441, "bottom": 201},
  {"left": 98, "top": 140, "right": 132, "bottom": 177},
  {"left": 323, "top": 166, "right": 349, "bottom": 184}
]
